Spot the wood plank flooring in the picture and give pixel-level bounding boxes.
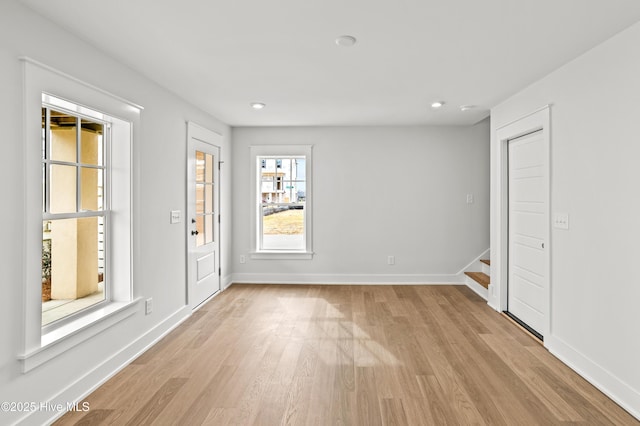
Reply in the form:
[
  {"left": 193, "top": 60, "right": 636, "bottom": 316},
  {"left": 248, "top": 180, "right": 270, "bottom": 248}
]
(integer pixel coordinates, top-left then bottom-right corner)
[{"left": 54, "top": 284, "right": 638, "bottom": 425}]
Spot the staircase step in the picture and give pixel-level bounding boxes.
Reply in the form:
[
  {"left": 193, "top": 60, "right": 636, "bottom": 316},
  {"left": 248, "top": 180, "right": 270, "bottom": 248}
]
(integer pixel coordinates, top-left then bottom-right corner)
[
  {"left": 465, "top": 272, "right": 490, "bottom": 289},
  {"left": 480, "top": 259, "right": 491, "bottom": 266}
]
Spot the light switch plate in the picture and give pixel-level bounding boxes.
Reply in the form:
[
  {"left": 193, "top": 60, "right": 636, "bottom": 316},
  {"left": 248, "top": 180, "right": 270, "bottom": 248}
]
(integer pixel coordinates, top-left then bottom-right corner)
[
  {"left": 553, "top": 213, "right": 569, "bottom": 230},
  {"left": 170, "top": 210, "right": 181, "bottom": 224}
]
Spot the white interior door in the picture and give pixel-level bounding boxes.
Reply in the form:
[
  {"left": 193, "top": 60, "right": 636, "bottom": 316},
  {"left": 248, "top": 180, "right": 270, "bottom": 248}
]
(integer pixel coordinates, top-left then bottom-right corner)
[
  {"left": 187, "top": 122, "right": 221, "bottom": 309},
  {"left": 508, "top": 130, "right": 547, "bottom": 337}
]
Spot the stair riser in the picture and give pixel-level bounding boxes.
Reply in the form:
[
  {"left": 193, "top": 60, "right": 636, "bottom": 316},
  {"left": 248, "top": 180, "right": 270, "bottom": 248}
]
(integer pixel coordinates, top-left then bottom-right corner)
[
  {"left": 465, "top": 277, "right": 489, "bottom": 300},
  {"left": 482, "top": 263, "right": 491, "bottom": 276}
]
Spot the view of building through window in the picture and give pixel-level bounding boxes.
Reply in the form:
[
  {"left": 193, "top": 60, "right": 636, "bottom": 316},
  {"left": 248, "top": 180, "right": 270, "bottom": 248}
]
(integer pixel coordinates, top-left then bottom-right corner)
[
  {"left": 259, "top": 157, "right": 306, "bottom": 250},
  {"left": 41, "top": 106, "right": 107, "bottom": 326}
]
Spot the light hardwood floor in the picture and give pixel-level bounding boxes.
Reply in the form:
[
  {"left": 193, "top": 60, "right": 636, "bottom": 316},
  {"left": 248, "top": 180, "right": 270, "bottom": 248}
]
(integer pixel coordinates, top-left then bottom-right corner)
[{"left": 55, "top": 284, "right": 638, "bottom": 425}]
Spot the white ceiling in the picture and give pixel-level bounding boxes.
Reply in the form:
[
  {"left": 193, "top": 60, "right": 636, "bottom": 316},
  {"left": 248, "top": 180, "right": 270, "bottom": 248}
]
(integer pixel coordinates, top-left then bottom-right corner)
[{"left": 21, "top": 0, "right": 640, "bottom": 126}]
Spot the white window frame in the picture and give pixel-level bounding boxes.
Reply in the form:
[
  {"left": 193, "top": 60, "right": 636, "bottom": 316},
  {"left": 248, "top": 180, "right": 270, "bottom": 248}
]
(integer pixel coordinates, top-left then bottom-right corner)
[
  {"left": 41, "top": 98, "right": 111, "bottom": 332},
  {"left": 19, "top": 58, "right": 142, "bottom": 372},
  {"left": 249, "top": 145, "right": 313, "bottom": 260}
]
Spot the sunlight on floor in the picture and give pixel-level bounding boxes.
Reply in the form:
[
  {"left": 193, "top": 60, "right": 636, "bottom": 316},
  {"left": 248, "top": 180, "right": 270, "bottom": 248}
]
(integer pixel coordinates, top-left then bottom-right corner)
[{"left": 278, "top": 296, "right": 401, "bottom": 367}]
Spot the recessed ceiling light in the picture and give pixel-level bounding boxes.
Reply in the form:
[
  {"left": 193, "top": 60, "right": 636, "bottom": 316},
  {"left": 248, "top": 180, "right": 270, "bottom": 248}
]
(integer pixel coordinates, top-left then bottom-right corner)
[
  {"left": 250, "top": 102, "right": 266, "bottom": 110},
  {"left": 460, "top": 105, "right": 475, "bottom": 111},
  {"left": 431, "top": 101, "right": 445, "bottom": 109},
  {"left": 335, "top": 35, "right": 357, "bottom": 47}
]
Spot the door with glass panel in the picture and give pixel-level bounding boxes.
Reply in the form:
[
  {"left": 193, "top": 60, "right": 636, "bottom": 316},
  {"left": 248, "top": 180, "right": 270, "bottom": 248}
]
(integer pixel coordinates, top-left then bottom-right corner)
[{"left": 187, "top": 122, "right": 221, "bottom": 309}]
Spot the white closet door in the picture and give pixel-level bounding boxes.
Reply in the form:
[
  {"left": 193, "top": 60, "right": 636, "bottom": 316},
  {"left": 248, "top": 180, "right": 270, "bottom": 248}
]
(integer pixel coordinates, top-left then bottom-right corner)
[{"left": 508, "top": 130, "right": 546, "bottom": 336}]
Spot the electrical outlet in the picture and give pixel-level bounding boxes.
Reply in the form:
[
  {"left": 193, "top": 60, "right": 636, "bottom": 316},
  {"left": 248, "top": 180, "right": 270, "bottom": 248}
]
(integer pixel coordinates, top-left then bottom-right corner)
[
  {"left": 145, "top": 298, "right": 153, "bottom": 315},
  {"left": 387, "top": 255, "right": 395, "bottom": 265},
  {"left": 239, "top": 255, "right": 246, "bottom": 264}
]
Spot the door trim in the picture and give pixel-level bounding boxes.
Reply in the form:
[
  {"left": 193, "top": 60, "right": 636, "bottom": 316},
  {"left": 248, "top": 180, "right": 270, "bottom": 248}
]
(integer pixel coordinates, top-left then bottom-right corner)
[{"left": 494, "top": 106, "right": 551, "bottom": 342}]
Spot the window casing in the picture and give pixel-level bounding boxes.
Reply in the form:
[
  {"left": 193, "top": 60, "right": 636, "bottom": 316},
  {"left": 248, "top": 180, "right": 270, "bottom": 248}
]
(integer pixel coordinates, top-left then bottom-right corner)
[
  {"left": 20, "top": 58, "right": 140, "bottom": 372},
  {"left": 250, "top": 145, "right": 313, "bottom": 259}
]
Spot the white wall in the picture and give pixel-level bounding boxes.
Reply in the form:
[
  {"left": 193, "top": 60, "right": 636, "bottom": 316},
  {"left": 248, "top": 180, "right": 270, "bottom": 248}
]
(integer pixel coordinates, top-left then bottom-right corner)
[
  {"left": 490, "top": 22, "right": 640, "bottom": 418},
  {"left": 0, "top": 2, "right": 231, "bottom": 424},
  {"left": 232, "top": 123, "right": 490, "bottom": 284}
]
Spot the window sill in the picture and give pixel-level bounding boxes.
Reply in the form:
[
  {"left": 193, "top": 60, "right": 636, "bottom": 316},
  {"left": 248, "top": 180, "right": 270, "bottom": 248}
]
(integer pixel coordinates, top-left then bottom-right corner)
[
  {"left": 250, "top": 251, "right": 314, "bottom": 260},
  {"left": 18, "top": 298, "right": 141, "bottom": 373}
]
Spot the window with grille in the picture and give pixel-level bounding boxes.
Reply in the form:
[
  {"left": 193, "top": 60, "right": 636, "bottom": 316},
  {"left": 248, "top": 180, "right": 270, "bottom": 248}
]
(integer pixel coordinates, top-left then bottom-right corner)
[{"left": 41, "top": 102, "right": 109, "bottom": 328}]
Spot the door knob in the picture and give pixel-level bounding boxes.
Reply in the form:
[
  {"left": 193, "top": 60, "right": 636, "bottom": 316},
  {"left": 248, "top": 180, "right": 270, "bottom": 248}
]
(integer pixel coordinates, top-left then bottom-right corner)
[{"left": 191, "top": 230, "right": 199, "bottom": 236}]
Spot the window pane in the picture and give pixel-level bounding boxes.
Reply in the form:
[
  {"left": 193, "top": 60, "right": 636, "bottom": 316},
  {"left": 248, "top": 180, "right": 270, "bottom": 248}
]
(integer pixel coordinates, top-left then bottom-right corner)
[
  {"left": 280, "top": 158, "right": 292, "bottom": 173},
  {"left": 196, "top": 151, "right": 205, "bottom": 183},
  {"left": 205, "top": 183, "right": 213, "bottom": 214},
  {"left": 42, "top": 164, "right": 46, "bottom": 213},
  {"left": 284, "top": 181, "right": 305, "bottom": 203},
  {"left": 41, "top": 108, "right": 46, "bottom": 159},
  {"left": 80, "top": 119, "right": 103, "bottom": 166},
  {"left": 205, "top": 214, "right": 214, "bottom": 244},
  {"left": 262, "top": 205, "right": 304, "bottom": 250},
  {"left": 297, "top": 181, "right": 307, "bottom": 203},
  {"left": 42, "top": 217, "right": 105, "bottom": 326},
  {"left": 196, "top": 183, "right": 205, "bottom": 215},
  {"left": 263, "top": 158, "right": 276, "bottom": 171},
  {"left": 49, "top": 164, "right": 77, "bottom": 213},
  {"left": 294, "top": 158, "right": 306, "bottom": 180},
  {"left": 80, "top": 167, "right": 103, "bottom": 211},
  {"left": 50, "top": 110, "right": 77, "bottom": 163},
  {"left": 205, "top": 153, "right": 213, "bottom": 183},
  {"left": 261, "top": 174, "right": 275, "bottom": 196},
  {"left": 255, "top": 152, "right": 309, "bottom": 253}
]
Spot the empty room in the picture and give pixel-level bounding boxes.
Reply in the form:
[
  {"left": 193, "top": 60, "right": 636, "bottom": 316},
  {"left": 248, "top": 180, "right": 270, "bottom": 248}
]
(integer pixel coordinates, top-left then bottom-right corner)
[{"left": 1, "top": 0, "right": 640, "bottom": 424}]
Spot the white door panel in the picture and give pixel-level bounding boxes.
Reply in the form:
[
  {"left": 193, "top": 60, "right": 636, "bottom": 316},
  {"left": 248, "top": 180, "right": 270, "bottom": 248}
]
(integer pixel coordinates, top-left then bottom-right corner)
[
  {"left": 197, "top": 252, "right": 216, "bottom": 281},
  {"left": 509, "top": 299, "right": 543, "bottom": 328},
  {"left": 510, "top": 264, "right": 544, "bottom": 289},
  {"left": 511, "top": 242, "right": 544, "bottom": 272},
  {"left": 510, "top": 211, "right": 545, "bottom": 238},
  {"left": 509, "top": 166, "right": 544, "bottom": 180},
  {"left": 509, "top": 177, "right": 545, "bottom": 202},
  {"left": 509, "top": 275, "right": 544, "bottom": 312},
  {"left": 509, "top": 139, "right": 543, "bottom": 166},
  {"left": 508, "top": 130, "right": 547, "bottom": 336}
]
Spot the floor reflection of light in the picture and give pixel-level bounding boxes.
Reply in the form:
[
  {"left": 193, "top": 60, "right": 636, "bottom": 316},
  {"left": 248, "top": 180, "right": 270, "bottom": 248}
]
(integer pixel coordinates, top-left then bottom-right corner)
[{"left": 277, "top": 296, "right": 401, "bottom": 367}]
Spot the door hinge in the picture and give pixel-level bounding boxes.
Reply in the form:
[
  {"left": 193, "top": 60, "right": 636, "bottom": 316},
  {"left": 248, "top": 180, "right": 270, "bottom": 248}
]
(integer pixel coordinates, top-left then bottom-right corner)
[
  {"left": 218, "top": 214, "right": 220, "bottom": 223},
  {"left": 218, "top": 160, "right": 224, "bottom": 170},
  {"left": 218, "top": 267, "right": 221, "bottom": 276}
]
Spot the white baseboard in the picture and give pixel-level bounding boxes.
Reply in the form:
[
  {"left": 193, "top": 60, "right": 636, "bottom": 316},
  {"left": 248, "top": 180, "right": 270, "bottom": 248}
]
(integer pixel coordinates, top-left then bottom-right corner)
[
  {"left": 486, "top": 285, "right": 500, "bottom": 311},
  {"left": 26, "top": 306, "right": 191, "bottom": 426},
  {"left": 222, "top": 274, "right": 233, "bottom": 290},
  {"left": 546, "top": 335, "right": 640, "bottom": 421},
  {"left": 231, "top": 272, "right": 465, "bottom": 285}
]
